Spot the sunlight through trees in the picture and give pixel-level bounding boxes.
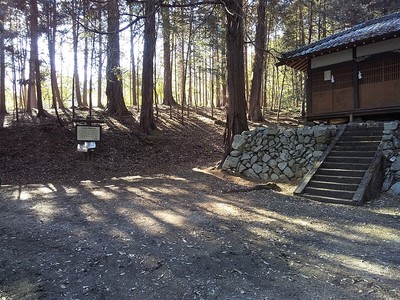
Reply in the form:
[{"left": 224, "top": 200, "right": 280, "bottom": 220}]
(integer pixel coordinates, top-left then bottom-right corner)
[{"left": 0, "top": 0, "right": 398, "bottom": 146}]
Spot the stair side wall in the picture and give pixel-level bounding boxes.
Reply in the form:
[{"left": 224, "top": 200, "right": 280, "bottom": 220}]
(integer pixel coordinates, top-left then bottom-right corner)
[
  {"left": 381, "top": 121, "right": 400, "bottom": 196},
  {"left": 353, "top": 148, "right": 385, "bottom": 205}
]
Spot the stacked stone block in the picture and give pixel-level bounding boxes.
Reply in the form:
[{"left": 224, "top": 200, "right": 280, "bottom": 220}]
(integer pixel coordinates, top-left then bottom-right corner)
[{"left": 222, "top": 125, "right": 337, "bottom": 181}]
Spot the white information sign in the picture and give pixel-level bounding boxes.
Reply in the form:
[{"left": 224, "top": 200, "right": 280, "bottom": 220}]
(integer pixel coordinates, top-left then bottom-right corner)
[
  {"left": 76, "top": 125, "right": 101, "bottom": 142},
  {"left": 324, "top": 70, "right": 331, "bottom": 81}
]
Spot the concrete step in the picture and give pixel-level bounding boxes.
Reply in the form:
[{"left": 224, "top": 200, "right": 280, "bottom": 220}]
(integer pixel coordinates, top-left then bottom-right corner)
[
  {"left": 321, "top": 161, "right": 370, "bottom": 171},
  {"left": 312, "top": 174, "right": 362, "bottom": 184},
  {"left": 295, "top": 123, "right": 383, "bottom": 206},
  {"left": 340, "top": 135, "right": 382, "bottom": 142},
  {"left": 342, "top": 129, "right": 383, "bottom": 136},
  {"left": 324, "top": 156, "right": 373, "bottom": 164},
  {"left": 308, "top": 180, "right": 359, "bottom": 191},
  {"left": 316, "top": 168, "right": 366, "bottom": 177},
  {"left": 300, "top": 193, "right": 358, "bottom": 205},
  {"left": 336, "top": 139, "right": 381, "bottom": 145},
  {"left": 303, "top": 187, "right": 355, "bottom": 200},
  {"left": 345, "top": 125, "right": 383, "bottom": 131},
  {"left": 329, "top": 150, "right": 376, "bottom": 157},
  {"left": 333, "top": 144, "right": 380, "bottom": 152}
]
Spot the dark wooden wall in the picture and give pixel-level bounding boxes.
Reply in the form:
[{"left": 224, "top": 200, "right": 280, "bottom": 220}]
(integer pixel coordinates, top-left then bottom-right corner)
[{"left": 308, "top": 52, "right": 400, "bottom": 119}]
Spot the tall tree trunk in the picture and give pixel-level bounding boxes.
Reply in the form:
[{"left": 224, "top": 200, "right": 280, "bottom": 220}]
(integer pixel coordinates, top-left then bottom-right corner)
[
  {"left": 82, "top": 10, "right": 89, "bottom": 108},
  {"left": 299, "top": 4, "right": 305, "bottom": 45},
  {"left": 221, "top": 44, "right": 228, "bottom": 107},
  {"left": 136, "top": 53, "right": 140, "bottom": 110},
  {"left": 89, "top": 33, "right": 95, "bottom": 114},
  {"left": 173, "top": 33, "right": 179, "bottom": 105},
  {"left": 197, "top": 66, "right": 202, "bottom": 108},
  {"left": 244, "top": 19, "right": 249, "bottom": 104},
  {"left": 130, "top": 7, "right": 137, "bottom": 107},
  {"left": 106, "top": 0, "right": 128, "bottom": 115},
  {"left": 0, "top": 7, "right": 6, "bottom": 115},
  {"left": 270, "top": 61, "right": 276, "bottom": 110},
  {"left": 180, "top": 10, "right": 185, "bottom": 124},
  {"left": 97, "top": 9, "right": 103, "bottom": 109},
  {"left": 263, "top": 14, "right": 272, "bottom": 115},
  {"left": 161, "top": 6, "right": 176, "bottom": 106},
  {"left": 307, "top": 1, "right": 314, "bottom": 44},
  {"left": 34, "top": 53, "right": 45, "bottom": 116},
  {"left": 188, "top": 51, "right": 192, "bottom": 117},
  {"left": 193, "top": 61, "right": 197, "bottom": 110},
  {"left": 321, "top": 0, "right": 327, "bottom": 38},
  {"left": 29, "top": 0, "right": 45, "bottom": 117},
  {"left": 27, "top": 65, "right": 36, "bottom": 112},
  {"left": 18, "top": 36, "right": 28, "bottom": 110},
  {"left": 215, "top": 46, "right": 221, "bottom": 108},
  {"left": 203, "top": 58, "right": 207, "bottom": 107},
  {"left": 179, "top": 6, "right": 194, "bottom": 123},
  {"left": 221, "top": 0, "right": 249, "bottom": 164},
  {"left": 210, "top": 54, "right": 214, "bottom": 119},
  {"left": 59, "top": 39, "right": 64, "bottom": 108},
  {"left": 48, "top": 20, "right": 62, "bottom": 124},
  {"left": 140, "top": 0, "right": 156, "bottom": 134},
  {"left": 47, "top": 0, "right": 64, "bottom": 110},
  {"left": 11, "top": 47, "right": 18, "bottom": 121},
  {"left": 27, "top": 4, "right": 37, "bottom": 114},
  {"left": 248, "top": 0, "right": 266, "bottom": 121},
  {"left": 72, "top": 0, "right": 83, "bottom": 108}
]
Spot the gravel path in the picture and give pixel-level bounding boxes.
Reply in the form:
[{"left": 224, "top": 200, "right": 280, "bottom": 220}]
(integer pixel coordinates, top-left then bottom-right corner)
[{"left": 1, "top": 169, "right": 399, "bottom": 299}]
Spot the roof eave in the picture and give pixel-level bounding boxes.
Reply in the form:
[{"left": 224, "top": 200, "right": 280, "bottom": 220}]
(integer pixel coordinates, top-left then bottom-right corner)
[{"left": 278, "top": 31, "right": 400, "bottom": 72}]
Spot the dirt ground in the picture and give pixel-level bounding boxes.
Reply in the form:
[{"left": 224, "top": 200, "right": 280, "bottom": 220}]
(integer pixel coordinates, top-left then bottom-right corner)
[{"left": 0, "top": 107, "right": 399, "bottom": 299}]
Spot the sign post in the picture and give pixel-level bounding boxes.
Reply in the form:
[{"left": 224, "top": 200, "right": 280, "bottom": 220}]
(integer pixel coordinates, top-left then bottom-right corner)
[{"left": 73, "top": 118, "right": 105, "bottom": 161}]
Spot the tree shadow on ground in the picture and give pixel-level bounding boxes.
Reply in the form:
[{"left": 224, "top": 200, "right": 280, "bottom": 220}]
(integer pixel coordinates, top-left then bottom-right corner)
[{"left": 0, "top": 169, "right": 399, "bottom": 299}]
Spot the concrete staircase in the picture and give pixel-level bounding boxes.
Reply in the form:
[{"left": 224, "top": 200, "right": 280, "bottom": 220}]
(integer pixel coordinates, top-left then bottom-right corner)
[{"left": 294, "top": 123, "right": 384, "bottom": 205}]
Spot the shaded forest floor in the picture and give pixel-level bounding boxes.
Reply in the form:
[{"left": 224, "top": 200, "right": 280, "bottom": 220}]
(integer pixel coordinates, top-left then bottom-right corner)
[
  {"left": 0, "top": 106, "right": 301, "bottom": 185},
  {"left": 0, "top": 106, "right": 227, "bottom": 185},
  {"left": 0, "top": 107, "right": 399, "bottom": 299}
]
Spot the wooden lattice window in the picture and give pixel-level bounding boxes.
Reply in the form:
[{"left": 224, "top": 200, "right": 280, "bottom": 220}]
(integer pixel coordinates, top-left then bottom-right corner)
[
  {"left": 311, "top": 70, "right": 331, "bottom": 93},
  {"left": 333, "top": 66, "right": 353, "bottom": 90},
  {"left": 359, "top": 55, "right": 400, "bottom": 84},
  {"left": 312, "top": 66, "right": 353, "bottom": 92},
  {"left": 359, "top": 60, "right": 382, "bottom": 84},
  {"left": 384, "top": 56, "right": 400, "bottom": 81}
]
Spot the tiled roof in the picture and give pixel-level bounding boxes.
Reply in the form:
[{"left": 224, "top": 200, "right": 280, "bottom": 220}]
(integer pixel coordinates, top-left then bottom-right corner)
[{"left": 279, "top": 12, "right": 400, "bottom": 71}]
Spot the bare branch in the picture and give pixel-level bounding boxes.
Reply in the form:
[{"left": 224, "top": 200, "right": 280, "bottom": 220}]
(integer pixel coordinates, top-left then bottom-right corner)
[
  {"left": 77, "top": 0, "right": 223, "bottom": 35},
  {"left": 158, "top": 1, "right": 222, "bottom": 8}
]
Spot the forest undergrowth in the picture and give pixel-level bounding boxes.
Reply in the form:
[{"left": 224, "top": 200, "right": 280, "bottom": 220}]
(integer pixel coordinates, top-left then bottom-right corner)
[{"left": 0, "top": 106, "right": 300, "bottom": 185}]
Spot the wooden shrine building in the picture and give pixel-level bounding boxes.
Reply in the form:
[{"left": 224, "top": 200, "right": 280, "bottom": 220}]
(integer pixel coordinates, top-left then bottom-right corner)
[{"left": 278, "top": 12, "right": 400, "bottom": 122}]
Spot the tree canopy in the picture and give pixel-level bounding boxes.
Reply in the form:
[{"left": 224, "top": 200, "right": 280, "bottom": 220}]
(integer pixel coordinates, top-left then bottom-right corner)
[{"left": 0, "top": 0, "right": 398, "bottom": 153}]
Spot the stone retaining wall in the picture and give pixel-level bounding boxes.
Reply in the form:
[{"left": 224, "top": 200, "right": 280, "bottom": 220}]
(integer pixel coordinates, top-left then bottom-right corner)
[
  {"left": 381, "top": 121, "right": 400, "bottom": 196},
  {"left": 222, "top": 125, "right": 337, "bottom": 181},
  {"left": 222, "top": 120, "right": 400, "bottom": 197}
]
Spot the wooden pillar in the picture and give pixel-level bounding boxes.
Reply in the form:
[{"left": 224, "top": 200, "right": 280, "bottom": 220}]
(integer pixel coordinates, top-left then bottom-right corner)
[
  {"left": 352, "top": 48, "right": 360, "bottom": 110},
  {"left": 306, "top": 58, "right": 312, "bottom": 119}
]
